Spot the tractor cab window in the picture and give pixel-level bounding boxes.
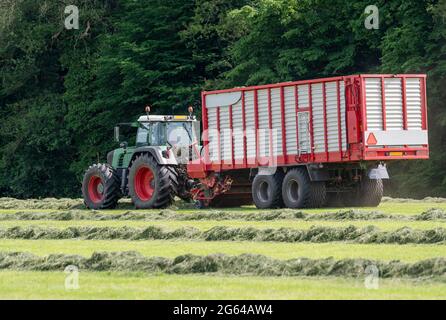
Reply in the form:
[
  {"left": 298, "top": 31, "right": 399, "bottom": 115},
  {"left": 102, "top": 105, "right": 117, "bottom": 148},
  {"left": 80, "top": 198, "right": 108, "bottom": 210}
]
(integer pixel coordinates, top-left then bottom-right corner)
[
  {"left": 166, "top": 122, "right": 193, "bottom": 146},
  {"left": 136, "top": 122, "right": 165, "bottom": 146}
]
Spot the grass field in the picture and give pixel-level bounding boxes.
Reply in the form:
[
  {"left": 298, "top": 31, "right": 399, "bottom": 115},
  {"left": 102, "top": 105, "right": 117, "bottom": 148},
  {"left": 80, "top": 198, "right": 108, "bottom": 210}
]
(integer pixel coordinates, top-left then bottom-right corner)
[
  {"left": 1, "top": 272, "right": 445, "bottom": 300},
  {"left": 0, "top": 198, "right": 445, "bottom": 300}
]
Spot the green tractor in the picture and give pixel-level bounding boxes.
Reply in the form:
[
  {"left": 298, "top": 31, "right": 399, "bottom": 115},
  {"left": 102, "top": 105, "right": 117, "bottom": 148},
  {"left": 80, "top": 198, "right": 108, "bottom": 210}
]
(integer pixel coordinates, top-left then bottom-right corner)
[{"left": 82, "top": 107, "right": 200, "bottom": 210}]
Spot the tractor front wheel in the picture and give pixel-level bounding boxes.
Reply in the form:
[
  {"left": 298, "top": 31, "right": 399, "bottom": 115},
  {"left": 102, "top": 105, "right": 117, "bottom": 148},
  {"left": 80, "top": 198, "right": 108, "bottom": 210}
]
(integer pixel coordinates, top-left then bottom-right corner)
[
  {"left": 82, "top": 164, "right": 121, "bottom": 209},
  {"left": 128, "top": 154, "right": 178, "bottom": 209}
]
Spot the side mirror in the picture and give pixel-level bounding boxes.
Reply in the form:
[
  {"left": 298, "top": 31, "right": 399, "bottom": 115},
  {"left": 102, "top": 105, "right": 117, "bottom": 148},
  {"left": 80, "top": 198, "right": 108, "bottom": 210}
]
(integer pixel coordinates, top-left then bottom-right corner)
[{"left": 114, "top": 126, "right": 120, "bottom": 143}]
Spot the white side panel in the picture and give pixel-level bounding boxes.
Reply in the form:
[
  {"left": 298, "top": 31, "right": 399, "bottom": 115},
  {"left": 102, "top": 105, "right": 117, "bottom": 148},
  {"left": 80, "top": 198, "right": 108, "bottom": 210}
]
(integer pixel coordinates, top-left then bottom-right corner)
[
  {"left": 325, "top": 82, "right": 339, "bottom": 152},
  {"left": 207, "top": 108, "right": 218, "bottom": 161},
  {"left": 365, "top": 130, "right": 428, "bottom": 146},
  {"left": 245, "top": 91, "right": 256, "bottom": 159},
  {"left": 206, "top": 91, "right": 242, "bottom": 108},
  {"left": 298, "top": 85, "right": 309, "bottom": 107},
  {"left": 384, "top": 78, "right": 403, "bottom": 130},
  {"left": 339, "top": 81, "right": 347, "bottom": 151},
  {"left": 270, "top": 88, "right": 283, "bottom": 156},
  {"left": 365, "top": 78, "right": 383, "bottom": 131},
  {"left": 232, "top": 100, "right": 244, "bottom": 160},
  {"left": 311, "top": 83, "right": 325, "bottom": 153},
  {"left": 406, "top": 78, "right": 423, "bottom": 130},
  {"left": 219, "top": 106, "right": 232, "bottom": 161},
  {"left": 284, "top": 86, "right": 298, "bottom": 155},
  {"left": 257, "top": 90, "right": 269, "bottom": 157}
]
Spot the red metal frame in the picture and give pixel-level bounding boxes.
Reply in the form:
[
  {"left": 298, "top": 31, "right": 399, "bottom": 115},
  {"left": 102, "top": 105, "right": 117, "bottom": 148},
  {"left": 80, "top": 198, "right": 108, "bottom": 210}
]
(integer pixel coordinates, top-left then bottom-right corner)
[
  {"left": 280, "top": 86, "right": 287, "bottom": 163},
  {"left": 191, "top": 74, "right": 429, "bottom": 177},
  {"left": 254, "top": 89, "right": 260, "bottom": 167},
  {"left": 336, "top": 80, "right": 343, "bottom": 161},
  {"left": 322, "top": 82, "right": 329, "bottom": 161},
  {"left": 401, "top": 77, "right": 408, "bottom": 130},
  {"left": 308, "top": 84, "right": 315, "bottom": 161},
  {"left": 228, "top": 104, "right": 235, "bottom": 169},
  {"left": 380, "top": 76, "right": 387, "bottom": 130},
  {"left": 294, "top": 85, "right": 299, "bottom": 161},
  {"left": 241, "top": 92, "right": 247, "bottom": 168},
  {"left": 267, "top": 88, "right": 273, "bottom": 165}
]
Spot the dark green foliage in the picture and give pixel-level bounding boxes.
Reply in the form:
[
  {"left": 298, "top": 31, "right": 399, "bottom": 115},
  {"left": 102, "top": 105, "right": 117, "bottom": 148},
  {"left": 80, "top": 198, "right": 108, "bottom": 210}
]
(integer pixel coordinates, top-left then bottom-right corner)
[{"left": 0, "top": 0, "right": 445, "bottom": 198}]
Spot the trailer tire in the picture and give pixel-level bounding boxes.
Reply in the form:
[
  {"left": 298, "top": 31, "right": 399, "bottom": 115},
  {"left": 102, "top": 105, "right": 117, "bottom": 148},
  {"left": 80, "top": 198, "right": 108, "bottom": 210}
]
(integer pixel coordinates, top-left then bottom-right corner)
[
  {"left": 82, "top": 164, "right": 120, "bottom": 210},
  {"left": 252, "top": 172, "right": 284, "bottom": 209},
  {"left": 309, "top": 182, "right": 327, "bottom": 208},
  {"left": 128, "top": 154, "right": 177, "bottom": 209},
  {"left": 358, "top": 178, "right": 383, "bottom": 207},
  {"left": 282, "top": 168, "right": 314, "bottom": 209}
]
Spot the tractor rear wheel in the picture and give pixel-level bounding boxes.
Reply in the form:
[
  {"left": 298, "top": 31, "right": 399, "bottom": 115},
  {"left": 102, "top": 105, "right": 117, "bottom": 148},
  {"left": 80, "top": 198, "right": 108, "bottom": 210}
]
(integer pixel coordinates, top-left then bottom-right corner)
[
  {"left": 252, "top": 172, "right": 284, "bottom": 209},
  {"left": 82, "top": 164, "right": 120, "bottom": 210},
  {"left": 128, "top": 154, "right": 178, "bottom": 209}
]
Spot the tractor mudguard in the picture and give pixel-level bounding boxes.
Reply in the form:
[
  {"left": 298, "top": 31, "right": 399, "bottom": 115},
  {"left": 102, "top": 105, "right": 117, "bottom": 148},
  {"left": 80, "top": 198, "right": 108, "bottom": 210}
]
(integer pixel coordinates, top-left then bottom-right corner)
[{"left": 133, "top": 146, "right": 178, "bottom": 166}]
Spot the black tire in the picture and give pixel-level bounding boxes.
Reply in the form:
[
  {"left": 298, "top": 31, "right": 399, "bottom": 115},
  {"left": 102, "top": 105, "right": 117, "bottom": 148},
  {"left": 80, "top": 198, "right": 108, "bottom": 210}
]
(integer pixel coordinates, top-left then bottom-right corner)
[
  {"left": 82, "top": 163, "right": 120, "bottom": 210},
  {"left": 358, "top": 178, "right": 383, "bottom": 207},
  {"left": 252, "top": 171, "right": 284, "bottom": 209},
  {"left": 282, "top": 168, "right": 326, "bottom": 209},
  {"left": 128, "top": 154, "right": 178, "bottom": 209},
  {"left": 309, "top": 181, "right": 327, "bottom": 208}
]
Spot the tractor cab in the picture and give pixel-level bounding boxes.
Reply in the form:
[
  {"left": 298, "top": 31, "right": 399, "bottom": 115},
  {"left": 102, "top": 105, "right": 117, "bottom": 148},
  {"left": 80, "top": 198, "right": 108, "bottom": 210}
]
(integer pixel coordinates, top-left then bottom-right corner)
[
  {"left": 135, "top": 115, "right": 200, "bottom": 150},
  {"left": 112, "top": 108, "right": 201, "bottom": 167}
]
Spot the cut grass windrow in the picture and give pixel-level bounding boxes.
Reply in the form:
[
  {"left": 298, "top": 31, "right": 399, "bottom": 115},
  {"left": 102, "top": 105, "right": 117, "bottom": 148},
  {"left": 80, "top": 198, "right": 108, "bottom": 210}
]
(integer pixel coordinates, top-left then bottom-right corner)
[
  {"left": 0, "top": 219, "right": 443, "bottom": 232},
  {"left": 1, "top": 225, "right": 446, "bottom": 244},
  {"left": 0, "top": 208, "right": 445, "bottom": 222},
  {"left": 0, "top": 251, "right": 445, "bottom": 279}
]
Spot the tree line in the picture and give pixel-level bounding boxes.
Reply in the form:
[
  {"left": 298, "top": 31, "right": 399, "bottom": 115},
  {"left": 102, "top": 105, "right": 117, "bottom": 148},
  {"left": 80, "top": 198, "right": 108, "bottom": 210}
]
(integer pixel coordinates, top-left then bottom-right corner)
[{"left": 0, "top": 0, "right": 445, "bottom": 198}]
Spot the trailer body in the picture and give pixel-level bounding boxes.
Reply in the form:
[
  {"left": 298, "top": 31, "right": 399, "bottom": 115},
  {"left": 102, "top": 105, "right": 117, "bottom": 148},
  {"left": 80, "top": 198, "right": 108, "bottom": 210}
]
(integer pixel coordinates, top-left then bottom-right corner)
[{"left": 190, "top": 74, "right": 428, "bottom": 177}]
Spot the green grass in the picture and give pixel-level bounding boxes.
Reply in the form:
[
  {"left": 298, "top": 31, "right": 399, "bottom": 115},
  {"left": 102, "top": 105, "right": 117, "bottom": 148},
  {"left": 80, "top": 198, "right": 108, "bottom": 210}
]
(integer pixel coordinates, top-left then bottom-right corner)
[
  {"left": 0, "top": 200, "right": 445, "bottom": 299},
  {"left": 0, "top": 271, "right": 445, "bottom": 299},
  {"left": 0, "top": 219, "right": 444, "bottom": 231},
  {"left": 0, "top": 202, "right": 444, "bottom": 216},
  {"left": 1, "top": 239, "right": 444, "bottom": 262}
]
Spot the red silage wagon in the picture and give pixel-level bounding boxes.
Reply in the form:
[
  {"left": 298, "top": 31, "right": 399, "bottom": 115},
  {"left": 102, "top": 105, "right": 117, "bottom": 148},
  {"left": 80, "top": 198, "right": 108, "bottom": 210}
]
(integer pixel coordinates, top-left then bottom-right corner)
[{"left": 187, "top": 74, "right": 429, "bottom": 209}]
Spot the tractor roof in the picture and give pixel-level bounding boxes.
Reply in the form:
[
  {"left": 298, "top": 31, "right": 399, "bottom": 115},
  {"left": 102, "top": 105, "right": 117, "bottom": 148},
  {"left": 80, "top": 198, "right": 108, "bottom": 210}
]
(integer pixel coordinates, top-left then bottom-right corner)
[{"left": 138, "top": 115, "right": 197, "bottom": 122}]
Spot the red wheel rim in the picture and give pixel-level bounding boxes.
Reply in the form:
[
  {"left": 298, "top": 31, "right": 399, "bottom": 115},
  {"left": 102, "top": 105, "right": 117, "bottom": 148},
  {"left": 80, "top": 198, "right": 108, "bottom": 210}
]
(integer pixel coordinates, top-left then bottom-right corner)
[
  {"left": 134, "top": 166, "right": 155, "bottom": 201},
  {"left": 88, "top": 176, "right": 104, "bottom": 203}
]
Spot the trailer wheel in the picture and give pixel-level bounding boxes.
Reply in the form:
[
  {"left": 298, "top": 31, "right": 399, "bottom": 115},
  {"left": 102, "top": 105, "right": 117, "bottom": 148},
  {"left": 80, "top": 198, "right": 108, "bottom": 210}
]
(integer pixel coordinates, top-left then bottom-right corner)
[
  {"left": 128, "top": 154, "right": 178, "bottom": 209},
  {"left": 252, "top": 172, "right": 284, "bottom": 209},
  {"left": 309, "top": 181, "right": 327, "bottom": 208},
  {"left": 281, "top": 168, "right": 314, "bottom": 209},
  {"left": 358, "top": 178, "right": 383, "bottom": 207},
  {"left": 82, "top": 164, "right": 120, "bottom": 210}
]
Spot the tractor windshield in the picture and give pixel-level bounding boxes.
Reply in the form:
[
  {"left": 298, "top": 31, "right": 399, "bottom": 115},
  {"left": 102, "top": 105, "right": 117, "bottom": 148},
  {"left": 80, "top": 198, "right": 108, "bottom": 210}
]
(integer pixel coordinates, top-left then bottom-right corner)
[{"left": 166, "top": 122, "right": 193, "bottom": 146}]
